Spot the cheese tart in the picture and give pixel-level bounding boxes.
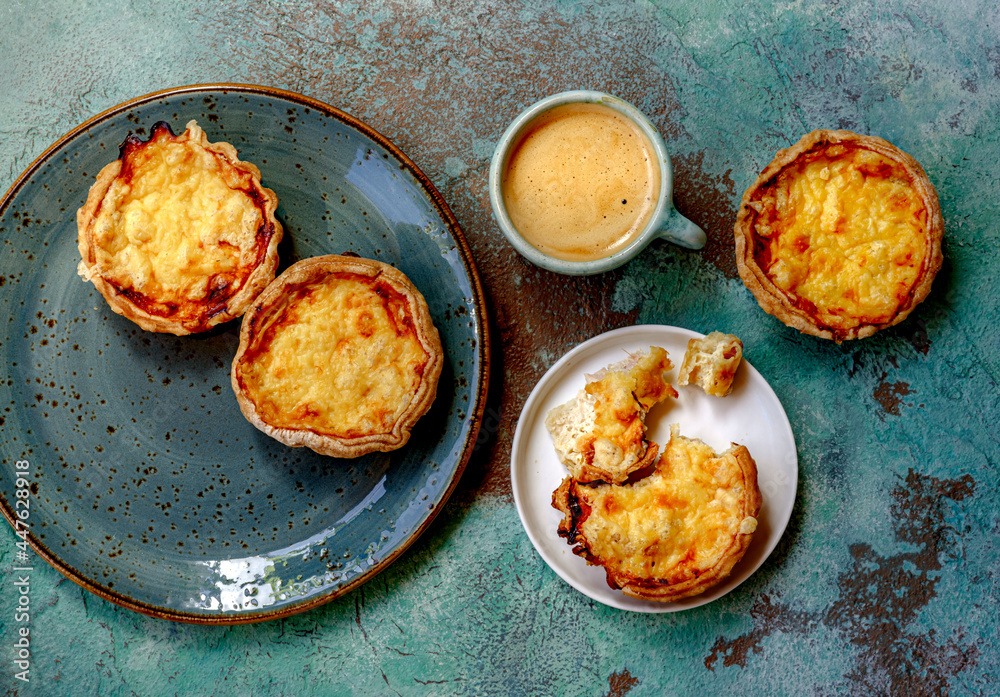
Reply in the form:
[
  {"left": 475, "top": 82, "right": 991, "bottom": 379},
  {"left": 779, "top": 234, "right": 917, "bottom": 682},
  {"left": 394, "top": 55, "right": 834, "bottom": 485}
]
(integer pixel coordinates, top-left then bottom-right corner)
[
  {"left": 735, "top": 129, "right": 943, "bottom": 341},
  {"left": 552, "top": 425, "right": 762, "bottom": 602},
  {"left": 544, "top": 347, "right": 677, "bottom": 485},
  {"left": 231, "top": 254, "right": 443, "bottom": 458},
  {"left": 77, "top": 120, "right": 282, "bottom": 335}
]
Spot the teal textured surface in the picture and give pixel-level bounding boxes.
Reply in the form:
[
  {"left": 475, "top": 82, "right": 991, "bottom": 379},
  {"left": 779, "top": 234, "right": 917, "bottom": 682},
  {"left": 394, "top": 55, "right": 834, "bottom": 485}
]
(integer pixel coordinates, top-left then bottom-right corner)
[{"left": 2, "top": 0, "right": 998, "bottom": 695}]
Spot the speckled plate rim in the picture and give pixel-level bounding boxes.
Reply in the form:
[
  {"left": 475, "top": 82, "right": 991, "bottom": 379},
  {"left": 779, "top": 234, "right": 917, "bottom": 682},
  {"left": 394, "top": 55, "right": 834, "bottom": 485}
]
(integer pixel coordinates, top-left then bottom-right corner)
[
  {"left": 0, "top": 83, "right": 491, "bottom": 624},
  {"left": 511, "top": 325, "right": 797, "bottom": 612}
]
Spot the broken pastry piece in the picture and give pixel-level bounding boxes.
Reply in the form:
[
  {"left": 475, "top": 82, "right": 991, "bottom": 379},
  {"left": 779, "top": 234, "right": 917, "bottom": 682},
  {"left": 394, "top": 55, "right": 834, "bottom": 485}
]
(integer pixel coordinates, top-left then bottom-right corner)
[
  {"left": 677, "top": 331, "right": 744, "bottom": 397},
  {"left": 544, "top": 347, "right": 677, "bottom": 484},
  {"left": 552, "top": 425, "right": 762, "bottom": 602}
]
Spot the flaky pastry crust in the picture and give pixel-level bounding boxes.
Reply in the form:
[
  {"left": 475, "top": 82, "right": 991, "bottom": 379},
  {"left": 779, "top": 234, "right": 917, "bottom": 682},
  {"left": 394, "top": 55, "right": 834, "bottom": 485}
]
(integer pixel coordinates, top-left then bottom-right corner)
[
  {"left": 552, "top": 425, "right": 762, "bottom": 602},
  {"left": 231, "top": 254, "right": 444, "bottom": 458},
  {"left": 77, "top": 120, "right": 282, "bottom": 335},
  {"left": 734, "top": 129, "right": 943, "bottom": 341}
]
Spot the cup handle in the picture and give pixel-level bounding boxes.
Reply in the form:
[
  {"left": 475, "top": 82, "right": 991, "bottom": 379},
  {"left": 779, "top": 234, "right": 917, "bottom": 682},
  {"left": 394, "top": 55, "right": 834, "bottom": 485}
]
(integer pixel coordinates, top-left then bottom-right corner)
[{"left": 656, "top": 206, "right": 706, "bottom": 250}]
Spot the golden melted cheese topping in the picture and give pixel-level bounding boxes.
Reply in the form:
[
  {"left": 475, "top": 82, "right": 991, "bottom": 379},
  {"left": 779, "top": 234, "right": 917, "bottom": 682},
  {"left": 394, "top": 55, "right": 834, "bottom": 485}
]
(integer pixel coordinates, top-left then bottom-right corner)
[
  {"left": 585, "top": 346, "right": 674, "bottom": 454},
  {"left": 239, "top": 272, "right": 431, "bottom": 438},
  {"left": 575, "top": 432, "right": 754, "bottom": 584},
  {"left": 755, "top": 145, "right": 929, "bottom": 331},
  {"left": 89, "top": 125, "right": 267, "bottom": 318}
]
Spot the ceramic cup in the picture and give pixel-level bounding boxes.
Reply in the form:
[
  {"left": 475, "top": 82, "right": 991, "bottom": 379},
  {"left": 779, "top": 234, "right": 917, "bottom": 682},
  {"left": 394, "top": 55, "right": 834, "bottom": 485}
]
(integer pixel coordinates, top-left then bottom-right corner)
[{"left": 489, "top": 90, "right": 706, "bottom": 275}]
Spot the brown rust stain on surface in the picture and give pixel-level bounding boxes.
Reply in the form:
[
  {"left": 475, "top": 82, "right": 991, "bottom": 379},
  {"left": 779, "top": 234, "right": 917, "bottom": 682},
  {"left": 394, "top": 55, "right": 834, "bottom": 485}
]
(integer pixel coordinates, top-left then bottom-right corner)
[
  {"left": 604, "top": 668, "right": 640, "bottom": 697},
  {"left": 705, "top": 470, "right": 980, "bottom": 695},
  {"left": 673, "top": 151, "right": 740, "bottom": 278},
  {"left": 873, "top": 372, "right": 913, "bottom": 416}
]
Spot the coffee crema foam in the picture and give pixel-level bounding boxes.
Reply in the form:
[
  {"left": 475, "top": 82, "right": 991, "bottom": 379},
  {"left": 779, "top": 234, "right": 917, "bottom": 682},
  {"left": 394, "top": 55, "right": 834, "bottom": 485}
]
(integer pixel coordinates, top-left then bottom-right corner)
[{"left": 501, "top": 102, "right": 661, "bottom": 263}]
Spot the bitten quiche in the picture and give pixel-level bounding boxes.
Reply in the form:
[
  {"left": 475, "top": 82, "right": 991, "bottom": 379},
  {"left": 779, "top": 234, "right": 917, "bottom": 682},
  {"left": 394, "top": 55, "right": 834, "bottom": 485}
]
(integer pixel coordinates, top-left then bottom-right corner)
[
  {"left": 552, "top": 425, "right": 761, "bottom": 602},
  {"left": 77, "top": 120, "right": 282, "bottom": 335},
  {"left": 735, "top": 129, "right": 943, "bottom": 341},
  {"left": 231, "top": 255, "right": 444, "bottom": 458},
  {"left": 544, "top": 347, "right": 677, "bottom": 484}
]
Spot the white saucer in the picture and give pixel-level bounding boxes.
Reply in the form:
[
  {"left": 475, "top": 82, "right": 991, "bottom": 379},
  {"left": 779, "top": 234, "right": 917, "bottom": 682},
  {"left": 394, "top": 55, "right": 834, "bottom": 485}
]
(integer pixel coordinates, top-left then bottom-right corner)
[{"left": 510, "top": 325, "right": 798, "bottom": 613}]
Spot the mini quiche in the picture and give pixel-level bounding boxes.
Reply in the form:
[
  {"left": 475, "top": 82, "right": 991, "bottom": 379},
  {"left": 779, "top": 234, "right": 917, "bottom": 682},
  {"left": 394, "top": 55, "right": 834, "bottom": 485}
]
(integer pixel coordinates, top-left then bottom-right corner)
[
  {"left": 735, "top": 129, "right": 943, "bottom": 341},
  {"left": 231, "top": 255, "right": 444, "bottom": 458},
  {"left": 77, "top": 120, "right": 282, "bottom": 335},
  {"left": 544, "top": 347, "right": 677, "bottom": 485},
  {"left": 552, "top": 425, "right": 762, "bottom": 602}
]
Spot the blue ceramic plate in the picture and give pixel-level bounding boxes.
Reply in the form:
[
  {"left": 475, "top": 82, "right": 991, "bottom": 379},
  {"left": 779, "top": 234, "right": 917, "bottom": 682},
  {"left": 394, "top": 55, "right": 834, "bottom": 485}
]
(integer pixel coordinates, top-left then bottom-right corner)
[{"left": 0, "top": 85, "right": 489, "bottom": 623}]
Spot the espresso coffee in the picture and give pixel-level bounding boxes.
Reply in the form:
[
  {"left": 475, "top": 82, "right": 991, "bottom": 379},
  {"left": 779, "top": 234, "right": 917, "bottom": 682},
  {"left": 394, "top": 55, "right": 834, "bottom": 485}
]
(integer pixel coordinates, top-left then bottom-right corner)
[{"left": 500, "top": 102, "right": 661, "bottom": 263}]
